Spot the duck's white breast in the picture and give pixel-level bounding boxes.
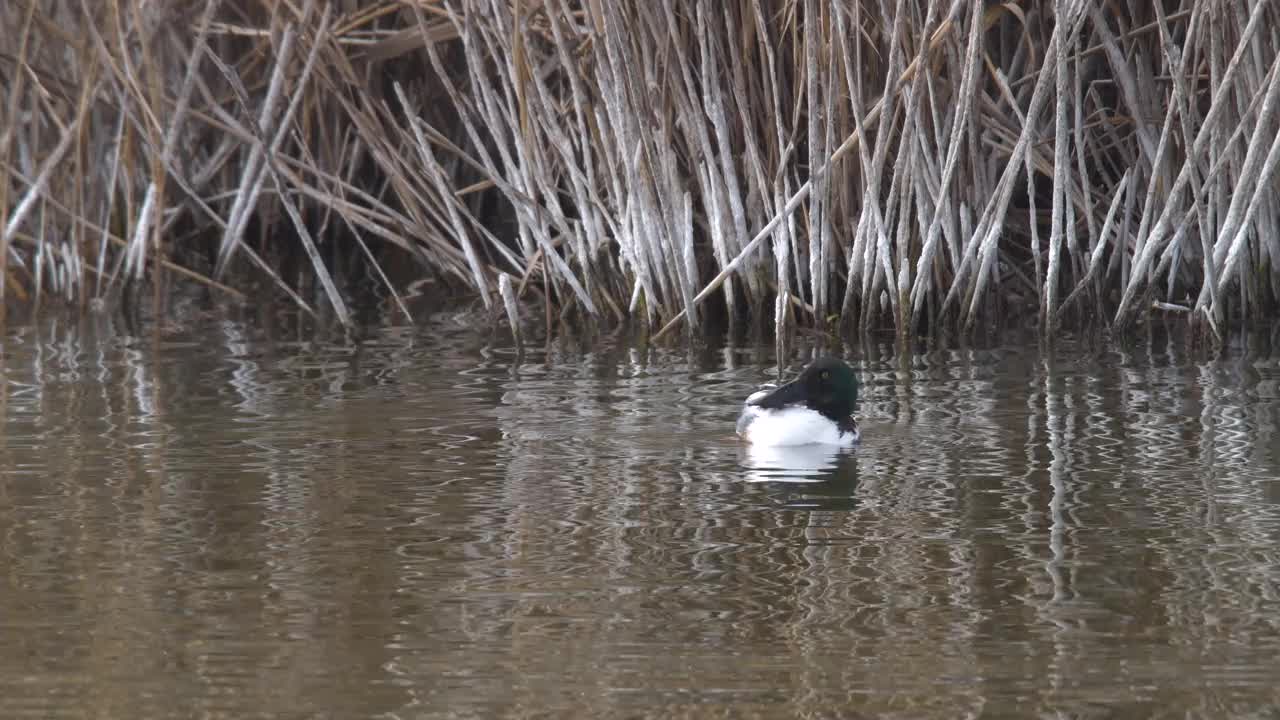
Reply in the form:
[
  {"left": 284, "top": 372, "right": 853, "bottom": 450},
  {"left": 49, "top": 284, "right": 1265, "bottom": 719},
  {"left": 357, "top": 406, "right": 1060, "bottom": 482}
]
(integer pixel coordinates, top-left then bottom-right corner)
[{"left": 736, "top": 406, "right": 855, "bottom": 447}]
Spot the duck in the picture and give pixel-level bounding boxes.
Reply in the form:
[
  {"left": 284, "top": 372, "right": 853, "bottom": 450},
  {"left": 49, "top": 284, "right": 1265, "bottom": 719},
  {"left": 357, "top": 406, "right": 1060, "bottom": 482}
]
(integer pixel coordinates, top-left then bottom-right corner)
[{"left": 736, "top": 357, "right": 860, "bottom": 447}]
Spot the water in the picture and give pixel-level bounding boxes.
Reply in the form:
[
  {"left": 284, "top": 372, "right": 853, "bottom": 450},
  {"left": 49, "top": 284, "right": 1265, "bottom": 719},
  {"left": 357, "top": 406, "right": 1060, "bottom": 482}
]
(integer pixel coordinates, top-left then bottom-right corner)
[{"left": 3, "top": 313, "right": 1280, "bottom": 718}]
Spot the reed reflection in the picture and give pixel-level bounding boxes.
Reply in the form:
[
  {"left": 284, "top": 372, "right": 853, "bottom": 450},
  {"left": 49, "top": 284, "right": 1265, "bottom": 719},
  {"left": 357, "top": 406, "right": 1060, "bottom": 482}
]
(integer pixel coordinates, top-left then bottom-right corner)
[{"left": 1, "top": 317, "right": 1279, "bottom": 717}]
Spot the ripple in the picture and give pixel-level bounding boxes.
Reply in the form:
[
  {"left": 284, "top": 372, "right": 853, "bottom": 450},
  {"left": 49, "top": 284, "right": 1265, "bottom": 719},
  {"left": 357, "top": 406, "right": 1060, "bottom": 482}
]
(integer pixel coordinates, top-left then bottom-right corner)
[{"left": 3, "top": 317, "right": 1280, "bottom": 717}]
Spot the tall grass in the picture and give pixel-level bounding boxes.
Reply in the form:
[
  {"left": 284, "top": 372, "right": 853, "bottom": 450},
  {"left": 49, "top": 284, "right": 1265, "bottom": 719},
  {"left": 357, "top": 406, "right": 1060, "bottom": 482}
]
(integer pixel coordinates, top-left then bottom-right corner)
[{"left": 2, "top": 1, "right": 1278, "bottom": 342}]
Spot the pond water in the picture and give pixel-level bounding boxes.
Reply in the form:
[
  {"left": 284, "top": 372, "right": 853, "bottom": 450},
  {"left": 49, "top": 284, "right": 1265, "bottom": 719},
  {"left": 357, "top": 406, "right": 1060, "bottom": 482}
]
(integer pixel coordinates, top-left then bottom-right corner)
[{"left": 3, "top": 312, "right": 1280, "bottom": 718}]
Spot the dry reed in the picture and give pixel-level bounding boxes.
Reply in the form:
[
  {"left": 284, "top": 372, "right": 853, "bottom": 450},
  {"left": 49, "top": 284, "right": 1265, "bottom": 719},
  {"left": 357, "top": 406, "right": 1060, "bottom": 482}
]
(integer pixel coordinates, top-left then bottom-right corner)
[{"left": 1, "top": 1, "right": 1278, "bottom": 342}]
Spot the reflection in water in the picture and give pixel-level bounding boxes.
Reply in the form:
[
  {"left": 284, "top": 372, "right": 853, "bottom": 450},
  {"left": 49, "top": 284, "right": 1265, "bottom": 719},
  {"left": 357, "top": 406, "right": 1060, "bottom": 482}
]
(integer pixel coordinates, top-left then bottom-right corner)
[
  {"left": 739, "top": 441, "right": 846, "bottom": 483},
  {"left": 1, "top": 313, "right": 1280, "bottom": 717}
]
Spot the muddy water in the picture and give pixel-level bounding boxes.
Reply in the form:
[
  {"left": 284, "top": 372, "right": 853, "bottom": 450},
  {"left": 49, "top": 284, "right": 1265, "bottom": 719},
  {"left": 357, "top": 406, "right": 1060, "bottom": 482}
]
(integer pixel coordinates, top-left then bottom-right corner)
[{"left": 2, "top": 314, "right": 1280, "bottom": 718}]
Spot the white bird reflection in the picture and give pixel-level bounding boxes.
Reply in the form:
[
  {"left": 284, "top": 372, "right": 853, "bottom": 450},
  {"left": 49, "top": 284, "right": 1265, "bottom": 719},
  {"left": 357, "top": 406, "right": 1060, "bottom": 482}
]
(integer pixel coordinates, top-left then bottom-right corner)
[{"left": 739, "top": 441, "right": 848, "bottom": 483}]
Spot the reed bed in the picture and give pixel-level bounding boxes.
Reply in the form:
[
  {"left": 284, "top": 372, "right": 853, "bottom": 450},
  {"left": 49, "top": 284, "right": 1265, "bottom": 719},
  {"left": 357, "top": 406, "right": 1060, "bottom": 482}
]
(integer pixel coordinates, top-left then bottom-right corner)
[{"left": 2, "top": 1, "right": 1278, "bottom": 341}]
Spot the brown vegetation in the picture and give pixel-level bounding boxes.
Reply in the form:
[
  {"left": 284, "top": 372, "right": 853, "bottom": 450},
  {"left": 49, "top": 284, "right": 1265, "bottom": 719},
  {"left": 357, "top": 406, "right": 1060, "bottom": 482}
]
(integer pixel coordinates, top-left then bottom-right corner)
[{"left": 2, "top": 1, "right": 1278, "bottom": 342}]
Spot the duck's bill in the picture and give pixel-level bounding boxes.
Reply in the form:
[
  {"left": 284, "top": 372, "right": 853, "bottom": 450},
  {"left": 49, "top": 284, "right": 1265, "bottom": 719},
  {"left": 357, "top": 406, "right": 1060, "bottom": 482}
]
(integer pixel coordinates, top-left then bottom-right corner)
[{"left": 747, "top": 378, "right": 804, "bottom": 409}]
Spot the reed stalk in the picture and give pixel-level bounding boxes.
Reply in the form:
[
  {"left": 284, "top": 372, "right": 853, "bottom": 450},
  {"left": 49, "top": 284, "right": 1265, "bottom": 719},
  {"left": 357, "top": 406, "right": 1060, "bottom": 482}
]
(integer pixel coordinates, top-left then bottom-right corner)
[{"left": 1, "top": 1, "right": 1277, "bottom": 341}]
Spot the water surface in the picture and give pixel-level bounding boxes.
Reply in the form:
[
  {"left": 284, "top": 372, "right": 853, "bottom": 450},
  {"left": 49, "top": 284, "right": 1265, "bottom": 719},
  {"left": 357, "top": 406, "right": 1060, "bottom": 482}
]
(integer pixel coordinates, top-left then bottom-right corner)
[{"left": 3, "top": 314, "right": 1280, "bottom": 718}]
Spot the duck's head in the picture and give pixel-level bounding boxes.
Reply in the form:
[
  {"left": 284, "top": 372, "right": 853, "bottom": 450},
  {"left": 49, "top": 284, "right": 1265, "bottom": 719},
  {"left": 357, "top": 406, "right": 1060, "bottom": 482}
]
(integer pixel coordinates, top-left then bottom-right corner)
[{"left": 749, "top": 357, "right": 858, "bottom": 421}]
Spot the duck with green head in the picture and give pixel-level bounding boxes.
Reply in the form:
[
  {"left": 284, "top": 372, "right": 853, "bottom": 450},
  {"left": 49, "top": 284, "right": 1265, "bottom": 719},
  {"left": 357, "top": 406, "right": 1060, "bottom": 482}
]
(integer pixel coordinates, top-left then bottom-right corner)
[{"left": 736, "top": 357, "right": 860, "bottom": 447}]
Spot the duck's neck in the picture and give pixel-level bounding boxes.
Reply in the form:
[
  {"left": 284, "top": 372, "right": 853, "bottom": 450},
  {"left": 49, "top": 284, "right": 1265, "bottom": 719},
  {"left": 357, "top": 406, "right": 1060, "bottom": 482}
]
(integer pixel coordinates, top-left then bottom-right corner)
[{"left": 836, "top": 416, "right": 858, "bottom": 436}]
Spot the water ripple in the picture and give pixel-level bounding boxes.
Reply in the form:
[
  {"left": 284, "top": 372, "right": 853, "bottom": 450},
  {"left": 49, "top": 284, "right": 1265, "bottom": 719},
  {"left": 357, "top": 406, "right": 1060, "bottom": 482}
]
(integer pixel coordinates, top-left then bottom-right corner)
[{"left": 2, "top": 318, "right": 1280, "bottom": 717}]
